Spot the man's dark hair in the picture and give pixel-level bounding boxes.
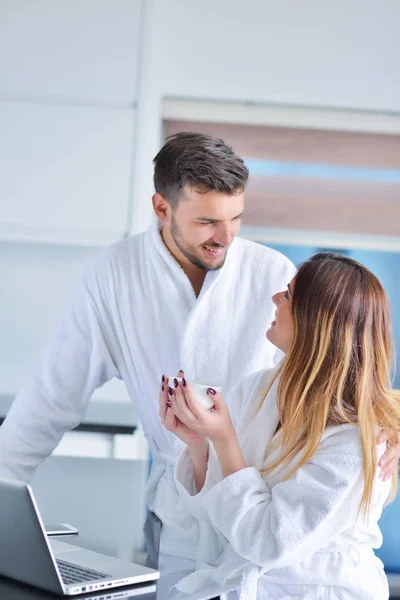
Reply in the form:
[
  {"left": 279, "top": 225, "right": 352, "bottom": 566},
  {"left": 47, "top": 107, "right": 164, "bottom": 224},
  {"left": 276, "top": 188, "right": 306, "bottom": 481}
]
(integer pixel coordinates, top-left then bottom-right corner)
[{"left": 153, "top": 132, "right": 249, "bottom": 207}]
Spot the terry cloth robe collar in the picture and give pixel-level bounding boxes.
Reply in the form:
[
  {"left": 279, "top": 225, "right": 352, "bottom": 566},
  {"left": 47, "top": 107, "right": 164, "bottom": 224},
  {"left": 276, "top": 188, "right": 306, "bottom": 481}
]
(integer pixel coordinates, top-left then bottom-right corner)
[
  {"left": 150, "top": 219, "right": 229, "bottom": 305},
  {"left": 145, "top": 219, "right": 240, "bottom": 466}
]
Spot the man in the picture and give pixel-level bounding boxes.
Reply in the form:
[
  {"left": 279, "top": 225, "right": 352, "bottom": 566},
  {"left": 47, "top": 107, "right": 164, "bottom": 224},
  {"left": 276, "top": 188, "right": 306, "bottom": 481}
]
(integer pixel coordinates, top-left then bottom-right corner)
[{"left": 0, "top": 133, "right": 397, "bottom": 577}]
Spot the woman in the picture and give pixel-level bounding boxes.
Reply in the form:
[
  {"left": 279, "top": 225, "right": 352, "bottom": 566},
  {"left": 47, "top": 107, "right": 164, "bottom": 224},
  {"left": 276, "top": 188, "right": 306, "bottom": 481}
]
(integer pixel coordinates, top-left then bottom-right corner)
[{"left": 159, "top": 253, "right": 400, "bottom": 600}]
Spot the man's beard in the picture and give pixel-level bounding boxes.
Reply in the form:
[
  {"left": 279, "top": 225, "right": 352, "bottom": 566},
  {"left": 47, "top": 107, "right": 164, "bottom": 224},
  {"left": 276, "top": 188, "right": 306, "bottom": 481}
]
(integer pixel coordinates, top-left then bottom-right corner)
[{"left": 170, "top": 213, "right": 227, "bottom": 271}]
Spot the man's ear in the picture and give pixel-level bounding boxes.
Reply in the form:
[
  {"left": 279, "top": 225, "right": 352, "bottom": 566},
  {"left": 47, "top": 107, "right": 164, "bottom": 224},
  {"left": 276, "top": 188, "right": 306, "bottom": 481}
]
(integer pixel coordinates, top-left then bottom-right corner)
[{"left": 152, "top": 193, "right": 170, "bottom": 222}]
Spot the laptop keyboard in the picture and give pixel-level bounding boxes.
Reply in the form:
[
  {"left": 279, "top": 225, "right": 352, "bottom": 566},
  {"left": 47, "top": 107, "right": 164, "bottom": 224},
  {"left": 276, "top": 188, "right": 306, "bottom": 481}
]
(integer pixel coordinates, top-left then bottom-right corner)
[{"left": 56, "top": 559, "right": 110, "bottom": 585}]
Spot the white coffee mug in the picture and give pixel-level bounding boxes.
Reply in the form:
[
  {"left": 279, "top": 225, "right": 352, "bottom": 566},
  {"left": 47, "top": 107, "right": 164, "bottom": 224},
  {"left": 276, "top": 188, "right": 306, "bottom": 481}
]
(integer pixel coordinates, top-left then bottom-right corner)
[{"left": 167, "top": 377, "right": 221, "bottom": 410}]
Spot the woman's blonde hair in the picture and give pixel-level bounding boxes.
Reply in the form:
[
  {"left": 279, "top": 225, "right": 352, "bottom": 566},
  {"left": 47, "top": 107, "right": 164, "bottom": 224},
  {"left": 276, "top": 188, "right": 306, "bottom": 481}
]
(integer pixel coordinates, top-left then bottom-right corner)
[{"left": 260, "top": 252, "right": 400, "bottom": 516}]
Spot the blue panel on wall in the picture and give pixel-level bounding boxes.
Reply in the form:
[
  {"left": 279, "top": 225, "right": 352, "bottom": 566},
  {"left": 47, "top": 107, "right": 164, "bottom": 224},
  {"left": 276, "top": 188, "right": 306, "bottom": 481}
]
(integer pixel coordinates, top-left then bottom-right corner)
[
  {"left": 375, "top": 494, "right": 400, "bottom": 572},
  {"left": 245, "top": 159, "right": 400, "bottom": 184},
  {"left": 348, "top": 249, "right": 400, "bottom": 389},
  {"left": 267, "top": 243, "right": 315, "bottom": 267}
]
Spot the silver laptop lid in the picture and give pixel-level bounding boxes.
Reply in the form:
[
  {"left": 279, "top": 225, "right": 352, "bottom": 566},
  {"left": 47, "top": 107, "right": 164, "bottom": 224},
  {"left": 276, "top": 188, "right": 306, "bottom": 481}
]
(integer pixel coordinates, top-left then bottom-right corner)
[{"left": 0, "top": 476, "right": 64, "bottom": 594}]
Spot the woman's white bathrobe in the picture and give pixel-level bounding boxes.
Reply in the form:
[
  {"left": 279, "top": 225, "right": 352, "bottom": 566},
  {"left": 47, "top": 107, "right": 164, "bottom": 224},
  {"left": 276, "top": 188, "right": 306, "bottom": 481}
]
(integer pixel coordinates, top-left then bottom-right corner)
[
  {"left": 168, "top": 369, "right": 391, "bottom": 600},
  {"left": 0, "top": 223, "right": 293, "bottom": 548}
]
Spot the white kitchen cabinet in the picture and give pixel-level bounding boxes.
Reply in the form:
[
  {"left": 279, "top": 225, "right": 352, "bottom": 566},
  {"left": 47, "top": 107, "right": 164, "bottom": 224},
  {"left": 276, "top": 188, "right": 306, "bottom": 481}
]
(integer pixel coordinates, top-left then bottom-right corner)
[
  {"left": 0, "top": 0, "right": 142, "bottom": 105},
  {"left": 0, "top": 102, "right": 135, "bottom": 244}
]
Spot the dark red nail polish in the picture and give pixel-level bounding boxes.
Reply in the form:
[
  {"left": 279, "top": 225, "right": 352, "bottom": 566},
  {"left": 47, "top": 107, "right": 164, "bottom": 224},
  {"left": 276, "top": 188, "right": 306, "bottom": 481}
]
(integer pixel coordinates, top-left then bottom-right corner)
[
  {"left": 168, "top": 387, "right": 173, "bottom": 396},
  {"left": 166, "top": 401, "right": 172, "bottom": 408},
  {"left": 162, "top": 385, "right": 164, "bottom": 392},
  {"left": 207, "top": 387, "right": 216, "bottom": 396},
  {"left": 162, "top": 374, "right": 165, "bottom": 382},
  {"left": 174, "top": 378, "right": 178, "bottom": 388},
  {"left": 182, "top": 378, "right": 186, "bottom": 387}
]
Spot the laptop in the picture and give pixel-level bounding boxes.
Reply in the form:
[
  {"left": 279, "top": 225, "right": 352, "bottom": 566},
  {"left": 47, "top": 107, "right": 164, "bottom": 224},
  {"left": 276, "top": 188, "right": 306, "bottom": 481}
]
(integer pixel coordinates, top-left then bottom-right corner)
[{"left": 0, "top": 477, "right": 159, "bottom": 595}]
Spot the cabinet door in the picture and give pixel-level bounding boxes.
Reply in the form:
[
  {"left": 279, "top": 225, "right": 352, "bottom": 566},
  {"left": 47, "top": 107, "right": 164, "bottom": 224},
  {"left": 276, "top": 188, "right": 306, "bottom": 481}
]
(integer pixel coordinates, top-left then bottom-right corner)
[
  {"left": 155, "top": 0, "right": 399, "bottom": 112},
  {"left": 0, "top": 103, "right": 135, "bottom": 244},
  {"left": 0, "top": 0, "right": 142, "bottom": 105}
]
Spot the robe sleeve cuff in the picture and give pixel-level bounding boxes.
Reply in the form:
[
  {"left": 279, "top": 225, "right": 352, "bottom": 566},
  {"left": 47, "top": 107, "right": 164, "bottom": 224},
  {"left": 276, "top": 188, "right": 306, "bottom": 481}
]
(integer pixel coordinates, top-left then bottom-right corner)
[
  {"left": 174, "top": 441, "right": 223, "bottom": 520},
  {"left": 202, "top": 466, "right": 268, "bottom": 528}
]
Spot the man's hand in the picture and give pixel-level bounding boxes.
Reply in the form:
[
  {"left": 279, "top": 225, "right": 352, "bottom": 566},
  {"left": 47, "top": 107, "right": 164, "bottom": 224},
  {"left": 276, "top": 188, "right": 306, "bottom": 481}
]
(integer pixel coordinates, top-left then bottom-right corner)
[{"left": 378, "top": 430, "right": 400, "bottom": 481}]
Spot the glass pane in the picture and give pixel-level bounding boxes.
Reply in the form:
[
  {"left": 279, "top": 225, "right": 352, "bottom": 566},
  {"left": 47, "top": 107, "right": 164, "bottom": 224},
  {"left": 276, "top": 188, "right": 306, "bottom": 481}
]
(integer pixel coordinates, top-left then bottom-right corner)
[{"left": 165, "top": 120, "right": 400, "bottom": 237}]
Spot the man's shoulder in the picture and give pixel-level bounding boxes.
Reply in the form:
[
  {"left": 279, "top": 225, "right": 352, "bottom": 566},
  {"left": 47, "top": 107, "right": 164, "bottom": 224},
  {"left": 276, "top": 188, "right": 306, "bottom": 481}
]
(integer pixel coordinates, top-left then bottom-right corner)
[
  {"left": 235, "top": 237, "right": 292, "bottom": 265},
  {"left": 81, "top": 230, "right": 149, "bottom": 292},
  {"left": 102, "top": 230, "right": 147, "bottom": 262},
  {"left": 232, "top": 237, "right": 296, "bottom": 283},
  {"left": 90, "top": 230, "right": 148, "bottom": 272}
]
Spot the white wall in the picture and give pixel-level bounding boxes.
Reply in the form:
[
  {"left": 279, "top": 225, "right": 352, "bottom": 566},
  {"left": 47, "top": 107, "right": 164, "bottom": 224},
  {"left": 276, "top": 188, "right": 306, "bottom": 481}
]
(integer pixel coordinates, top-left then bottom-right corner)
[
  {"left": 0, "top": 0, "right": 398, "bottom": 454},
  {"left": 0, "top": 0, "right": 142, "bottom": 104},
  {"left": 130, "top": 0, "right": 400, "bottom": 232},
  {"left": 0, "top": 103, "right": 134, "bottom": 244},
  {"left": 0, "top": 0, "right": 144, "bottom": 405},
  {"left": 153, "top": 0, "right": 400, "bottom": 112}
]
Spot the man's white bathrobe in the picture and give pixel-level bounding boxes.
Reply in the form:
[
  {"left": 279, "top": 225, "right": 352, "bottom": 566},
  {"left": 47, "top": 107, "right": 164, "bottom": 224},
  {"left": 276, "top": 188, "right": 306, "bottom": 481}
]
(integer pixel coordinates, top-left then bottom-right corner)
[
  {"left": 169, "top": 369, "right": 391, "bottom": 600},
  {"left": 0, "top": 223, "right": 293, "bottom": 541}
]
